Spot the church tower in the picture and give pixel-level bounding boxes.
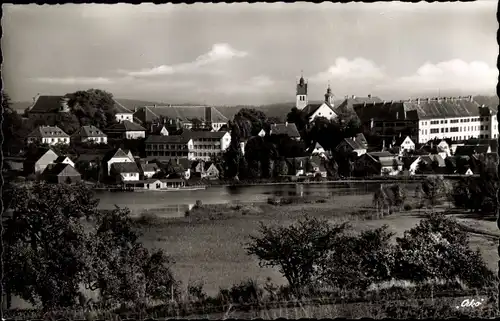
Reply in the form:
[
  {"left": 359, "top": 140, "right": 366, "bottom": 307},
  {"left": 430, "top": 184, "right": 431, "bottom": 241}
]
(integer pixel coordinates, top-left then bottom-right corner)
[
  {"left": 296, "top": 72, "right": 308, "bottom": 110},
  {"left": 324, "top": 82, "right": 334, "bottom": 106}
]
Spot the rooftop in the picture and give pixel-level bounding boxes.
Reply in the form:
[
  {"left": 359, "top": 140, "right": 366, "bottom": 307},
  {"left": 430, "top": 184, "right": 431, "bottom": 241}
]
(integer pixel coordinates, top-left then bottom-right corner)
[
  {"left": 76, "top": 125, "right": 107, "bottom": 137},
  {"left": 354, "top": 96, "right": 490, "bottom": 122},
  {"left": 106, "top": 120, "right": 146, "bottom": 132},
  {"left": 134, "top": 105, "right": 228, "bottom": 123},
  {"left": 270, "top": 123, "right": 301, "bottom": 138},
  {"left": 111, "top": 162, "right": 140, "bottom": 173},
  {"left": 27, "top": 126, "right": 69, "bottom": 138},
  {"left": 28, "top": 95, "right": 69, "bottom": 114}
]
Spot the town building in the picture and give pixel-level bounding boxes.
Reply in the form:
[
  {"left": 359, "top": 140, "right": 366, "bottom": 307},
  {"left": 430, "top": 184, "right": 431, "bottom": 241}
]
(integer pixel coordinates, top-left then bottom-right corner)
[
  {"left": 114, "top": 100, "right": 134, "bottom": 123},
  {"left": 295, "top": 74, "right": 338, "bottom": 122},
  {"left": 101, "top": 148, "right": 135, "bottom": 176},
  {"left": 110, "top": 162, "right": 140, "bottom": 183},
  {"left": 145, "top": 130, "right": 231, "bottom": 161},
  {"left": 26, "top": 126, "right": 70, "bottom": 146},
  {"left": 23, "top": 147, "right": 59, "bottom": 175},
  {"left": 335, "top": 133, "right": 368, "bottom": 157},
  {"left": 269, "top": 123, "right": 301, "bottom": 140},
  {"left": 26, "top": 95, "right": 71, "bottom": 124},
  {"left": 54, "top": 155, "right": 75, "bottom": 168},
  {"left": 42, "top": 163, "right": 81, "bottom": 184},
  {"left": 354, "top": 96, "right": 498, "bottom": 144},
  {"left": 133, "top": 105, "right": 228, "bottom": 132},
  {"left": 105, "top": 120, "right": 146, "bottom": 139},
  {"left": 72, "top": 125, "right": 108, "bottom": 144}
]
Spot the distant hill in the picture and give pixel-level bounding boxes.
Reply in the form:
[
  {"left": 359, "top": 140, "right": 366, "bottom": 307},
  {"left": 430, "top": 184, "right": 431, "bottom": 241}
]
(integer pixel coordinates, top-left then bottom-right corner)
[{"left": 11, "top": 101, "right": 33, "bottom": 114}]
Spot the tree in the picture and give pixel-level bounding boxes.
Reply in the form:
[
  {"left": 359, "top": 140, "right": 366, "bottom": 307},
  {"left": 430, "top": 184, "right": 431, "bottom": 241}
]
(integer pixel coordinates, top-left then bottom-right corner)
[
  {"left": 235, "top": 108, "right": 269, "bottom": 136},
  {"left": 3, "top": 183, "right": 179, "bottom": 310},
  {"left": 286, "top": 108, "right": 308, "bottom": 133},
  {"left": 418, "top": 176, "right": 447, "bottom": 207},
  {"left": 2, "top": 91, "right": 27, "bottom": 155},
  {"left": 246, "top": 215, "right": 348, "bottom": 295},
  {"left": 66, "top": 89, "right": 117, "bottom": 129}
]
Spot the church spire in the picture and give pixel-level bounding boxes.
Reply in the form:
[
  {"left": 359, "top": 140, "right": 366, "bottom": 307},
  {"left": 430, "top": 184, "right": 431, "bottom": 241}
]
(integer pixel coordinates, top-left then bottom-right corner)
[{"left": 324, "top": 81, "right": 333, "bottom": 105}]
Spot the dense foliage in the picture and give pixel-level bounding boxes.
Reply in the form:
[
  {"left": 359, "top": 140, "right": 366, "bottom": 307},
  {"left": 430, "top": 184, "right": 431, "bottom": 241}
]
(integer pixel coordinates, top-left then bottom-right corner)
[
  {"left": 247, "top": 213, "right": 495, "bottom": 295},
  {"left": 3, "top": 183, "right": 179, "bottom": 310}
]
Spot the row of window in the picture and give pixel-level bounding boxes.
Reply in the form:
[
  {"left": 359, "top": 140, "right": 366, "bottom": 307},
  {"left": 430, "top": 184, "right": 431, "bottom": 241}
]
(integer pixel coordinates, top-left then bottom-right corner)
[
  {"left": 428, "top": 134, "right": 491, "bottom": 141},
  {"left": 427, "top": 117, "right": 489, "bottom": 125},
  {"left": 298, "top": 95, "right": 307, "bottom": 101},
  {"left": 424, "top": 125, "right": 490, "bottom": 135}
]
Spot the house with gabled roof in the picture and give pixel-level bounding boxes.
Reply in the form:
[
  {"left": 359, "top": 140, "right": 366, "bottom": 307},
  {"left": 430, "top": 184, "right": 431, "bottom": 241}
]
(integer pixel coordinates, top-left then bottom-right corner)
[
  {"left": 27, "top": 125, "right": 70, "bottom": 146},
  {"left": 42, "top": 163, "right": 81, "bottom": 184},
  {"left": 105, "top": 120, "right": 146, "bottom": 139},
  {"left": 102, "top": 148, "right": 135, "bottom": 176},
  {"left": 270, "top": 122, "right": 301, "bottom": 140},
  {"left": 309, "top": 142, "right": 327, "bottom": 157},
  {"left": 167, "top": 158, "right": 192, "bottom": 180},
  {"left": 54, "top": 155, "right": 75, "bottom": 168},
  {"left": 110, "top": 162, "right": 140, "bottom": 183},
  {"left": 335, "top": 133, "right": 368, "bottom": 157},
  {"left": 114, "top": 100, "right": 134, "bottom": 123},
  {"left": 149, "top": 124, "right": 169, "bottom": 136},
  {"left": 307, "top": 156, "right": 327, "bottom": 178},
  {"left": 201, "top": 161, "right": 220, "bottom": 180},
  {"left": 23, "top": 147, "right": 59, "bottom": 175},
  {"left": 139, "top": 162, "right": 161, "bottom": 179},
  {"left": 72, "top": 125, "right": 108, "bottom": 144}
]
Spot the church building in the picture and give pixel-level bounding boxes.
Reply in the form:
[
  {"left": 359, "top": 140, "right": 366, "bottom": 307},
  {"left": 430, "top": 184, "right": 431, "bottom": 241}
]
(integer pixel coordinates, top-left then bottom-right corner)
[{"left": 295, "top": 73, "right": 338, "bottom": 123}]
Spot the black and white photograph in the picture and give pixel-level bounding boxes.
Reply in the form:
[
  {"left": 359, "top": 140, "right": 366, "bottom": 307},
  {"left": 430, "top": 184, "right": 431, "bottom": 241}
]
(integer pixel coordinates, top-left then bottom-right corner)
[{"left": 1, "top": 1, "right": 499, "bottom": 319}]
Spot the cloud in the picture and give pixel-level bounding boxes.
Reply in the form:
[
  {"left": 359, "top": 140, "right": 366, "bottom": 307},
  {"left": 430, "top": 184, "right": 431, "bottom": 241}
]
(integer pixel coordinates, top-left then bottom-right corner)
[
  {"left": 120, "top": 43, "right": 248, "bottom": 78},
  {"left": 310, "top": 57, "right": 387, "bottom": 83},
  {"left": 197, "top": 75, "right": 276, "bottom": 96},
  {"left": 32, "top": 76, "right": 114, "bottom": 85},
  {"left": 388, "top": 59, "right": 498, "bottom": 94}
]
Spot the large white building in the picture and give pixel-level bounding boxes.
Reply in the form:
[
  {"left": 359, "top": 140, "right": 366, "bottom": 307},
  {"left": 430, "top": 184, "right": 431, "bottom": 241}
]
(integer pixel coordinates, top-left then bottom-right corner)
[{"left": 354, "top": 96, "right": 498, "bottom": 144}]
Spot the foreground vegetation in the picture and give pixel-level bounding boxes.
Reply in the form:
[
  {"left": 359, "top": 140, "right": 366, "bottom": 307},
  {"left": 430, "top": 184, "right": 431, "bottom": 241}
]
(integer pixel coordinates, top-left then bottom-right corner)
[{"left": 3, "top": 178, "right": 498, "bottom": 319}]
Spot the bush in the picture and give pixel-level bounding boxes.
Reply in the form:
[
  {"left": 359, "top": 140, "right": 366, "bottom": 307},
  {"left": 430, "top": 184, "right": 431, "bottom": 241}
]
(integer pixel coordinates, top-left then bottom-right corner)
[
  {"left": 246, "top": 215, "right": 349, "bottom": 295},
  {"left": 218, "top": 279, "right": 263, "bottom": 305},
  {"left": 187, "top": 281, "right": 207, "bottom": 302},
  {"left": 392, "top": 212, "right": 495, "bottom": 288},
  {"left": 319, "top": 225, "right": 395, "bottom": 291}
]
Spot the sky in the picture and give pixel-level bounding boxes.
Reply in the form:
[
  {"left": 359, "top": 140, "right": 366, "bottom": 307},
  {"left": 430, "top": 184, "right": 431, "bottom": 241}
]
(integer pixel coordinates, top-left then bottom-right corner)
[{"left": 2, "top": 2, "right": 498, "bottom": 106}]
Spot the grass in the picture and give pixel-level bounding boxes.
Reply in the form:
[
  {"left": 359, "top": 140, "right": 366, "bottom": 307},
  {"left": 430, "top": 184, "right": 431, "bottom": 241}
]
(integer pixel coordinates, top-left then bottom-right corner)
[{"left": 136, "top": 193, "right": 499, "bottom": 297}]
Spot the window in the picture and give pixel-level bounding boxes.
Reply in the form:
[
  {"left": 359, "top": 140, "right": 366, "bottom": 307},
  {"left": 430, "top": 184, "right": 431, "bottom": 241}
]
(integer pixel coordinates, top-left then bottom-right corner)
[
  {"left": 485, "top": 134, "right": 489, "bottom": 138},
  {"left": 481, "top": 125, "right": 484, "bottom": 130},
  {"left": 450, "top": 127, "right": 459, "bottom": 132},
  {"left": 430, "top": 128, "right": 439, "bottom": 133},
  {"left": 445, "top": 128, "right": 449, "bottom": 132},
  {"left": 486, "top": 125, "right": 489, "bottom": 130},
  {"left": 440, "top": 128, "right": 444, "bottom": 133}
]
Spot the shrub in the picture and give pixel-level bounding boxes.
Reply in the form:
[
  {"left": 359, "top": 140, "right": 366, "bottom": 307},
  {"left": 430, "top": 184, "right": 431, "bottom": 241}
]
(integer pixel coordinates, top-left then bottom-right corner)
[
  {"left": 392, "top": 212, "right": 494, "bottom": 288},
  {"left": 187, "top": 281, "right": 207, "bottom": 302},
  {"left": 319, "top": 225, "right": 395, "bottom": 291},
  {"left": 246, "top": 215, "right": 349, "bottom": 295}
]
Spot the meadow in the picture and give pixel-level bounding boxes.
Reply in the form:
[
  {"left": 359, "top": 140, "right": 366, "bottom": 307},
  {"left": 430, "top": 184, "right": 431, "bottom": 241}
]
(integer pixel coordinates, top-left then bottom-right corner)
[{"left": 136, "top": 192, "right": 499, "bottom": 297}]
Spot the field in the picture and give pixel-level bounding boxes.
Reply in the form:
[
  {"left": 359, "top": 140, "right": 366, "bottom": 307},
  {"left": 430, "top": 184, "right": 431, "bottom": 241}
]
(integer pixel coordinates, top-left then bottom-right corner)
[{"left": 137, "top": 192, "right": 499, "bottom": 297}]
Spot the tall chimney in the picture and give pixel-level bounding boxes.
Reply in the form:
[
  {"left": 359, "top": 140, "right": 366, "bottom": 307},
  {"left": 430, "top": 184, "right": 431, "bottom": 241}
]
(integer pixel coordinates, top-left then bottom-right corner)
[
  {"left": 352, "top": 95, "right": 356, "bottom": 99},
  {"left": 368, "top": 94, "right": 372, "bottom": 99},
  {"left": 417, "top": 98, "right": 421, "bottom": 104},
  {"left": 468, "top": 95, "right": 473, "bottom": 102},
  {"left": 285, "top": 122, "right": 288, "bottom": 127},
  {"left": 177, "top": 158, "right": 179, "bottom": 165}
]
